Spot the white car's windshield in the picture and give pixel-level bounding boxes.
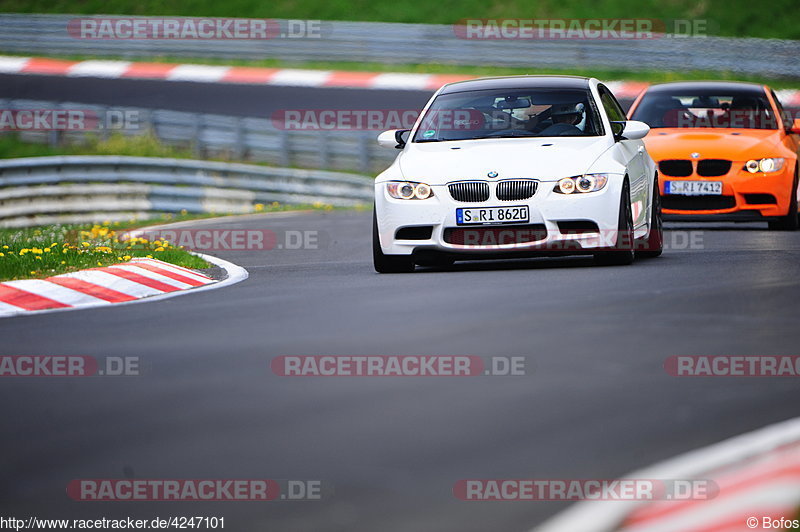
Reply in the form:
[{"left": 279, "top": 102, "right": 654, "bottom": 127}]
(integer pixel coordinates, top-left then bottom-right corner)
[{"left": 412, "top": 88, "right": 603, "bottom": 142}]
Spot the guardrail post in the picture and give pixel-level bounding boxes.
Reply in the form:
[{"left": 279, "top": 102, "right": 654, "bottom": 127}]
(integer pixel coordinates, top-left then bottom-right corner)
[
  {"left": 47, "top": 129, "right": 60, "bottom": 147},
  {"left": 358, "top": 133, "right": 370, "bottom": 174},
  {"left": 319, "top": 133, "right": 331, "bottom": 169},
  {"left": 100, "top": 106, "right": 110, "bottom": 141},
  {"left": 193, "top": 113, "right": 203, "bottom": 158},
  {"left": 279, "top": 130, "right": 291, "bottom": 167},
  {"left": 235, "top": 117, "right": 246, "bottom": 161}
]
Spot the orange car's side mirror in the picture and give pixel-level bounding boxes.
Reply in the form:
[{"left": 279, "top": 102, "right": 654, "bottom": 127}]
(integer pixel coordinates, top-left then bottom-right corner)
[{"left": 791, "top": 118, "right": 800, "bottom": 135}]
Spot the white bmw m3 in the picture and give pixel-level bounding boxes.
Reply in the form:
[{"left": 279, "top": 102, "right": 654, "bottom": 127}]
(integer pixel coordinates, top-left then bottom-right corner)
[{"left": 373, "top": 75, "right": 663, "bottom": 273}]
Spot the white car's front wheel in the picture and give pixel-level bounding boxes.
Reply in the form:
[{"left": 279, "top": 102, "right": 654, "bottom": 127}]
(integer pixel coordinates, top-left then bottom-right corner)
[
  {"left": 373, "top": 209, "right": 415, "bottom": 273},
  {"left": 594, "top": 179, "right": 635, "bottom": 266}
]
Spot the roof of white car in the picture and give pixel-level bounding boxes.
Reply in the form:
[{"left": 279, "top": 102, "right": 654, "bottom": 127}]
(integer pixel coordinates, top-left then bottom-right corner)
[
  {"left": 644, "top": 80, "right": 768, "bottom": 94},
  {"left": 440, "top": 75, "right": 593, "bottom": 94}
]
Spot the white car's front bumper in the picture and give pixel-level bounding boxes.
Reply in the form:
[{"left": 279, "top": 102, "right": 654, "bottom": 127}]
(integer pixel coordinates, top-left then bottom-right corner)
[{"left": 375, "top": 178, "right": 628, "bottom": 257}]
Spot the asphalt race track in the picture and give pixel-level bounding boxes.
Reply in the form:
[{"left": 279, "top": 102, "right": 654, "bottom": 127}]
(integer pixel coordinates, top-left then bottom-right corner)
[
  {"left": 2, "top": 72, "right": 797, "bottom": 121},
  {"left": 2, "top": 211, "right": 800, "bottom": 531},
  {"left": 0, "top": 73, "right": 433, "bottom": 117}
]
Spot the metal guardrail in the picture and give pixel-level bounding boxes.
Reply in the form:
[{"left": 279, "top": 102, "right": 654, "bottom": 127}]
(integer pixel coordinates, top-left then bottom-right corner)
[
  {"left": 0, "top": 14, "right": 799, "bottom": 78},
  {"left": 0, "top": 155, "right": 373, "bottom": 227},
  {"left": 0, "top": 98, "right": 397, "bottom": 174}
]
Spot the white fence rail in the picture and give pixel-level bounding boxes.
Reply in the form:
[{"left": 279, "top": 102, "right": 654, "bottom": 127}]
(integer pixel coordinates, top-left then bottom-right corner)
[
  {"left": 1, "top": 98, "right": 396, "bottom": 174},
  {"left": 0, "top": 155, "right": 372, "bottom": 227}
]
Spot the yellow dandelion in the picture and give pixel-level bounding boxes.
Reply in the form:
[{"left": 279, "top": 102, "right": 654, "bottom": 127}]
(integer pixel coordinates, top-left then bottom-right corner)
[
  {"left": 0, "top": 252, "right": 4, "bottom": 257},
  {"left": 2, "top": 245, "right": 8, "bottom": 249},
  {"left": 82, "top": 242, "right": 90, "bottom": 248},
  {"left": 154, "top": 246, "right": 165, "bottom": 252},
  {"left": 254, "top": 203, "right": 264, "bottom": 212},
  {"left": 123, "top": 255, "right": 131, "bottom": 261},
  {"left": 60, "top": 261, "right": 65, "bottom": 265},
  {"left": 44, "top": 247, "right": 51, "bottom": 253}
]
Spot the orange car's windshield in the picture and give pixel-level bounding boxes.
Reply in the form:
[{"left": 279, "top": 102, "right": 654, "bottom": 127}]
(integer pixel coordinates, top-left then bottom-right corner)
[{"left": 630, "top": 89, "right": 779, "bottom": 130}]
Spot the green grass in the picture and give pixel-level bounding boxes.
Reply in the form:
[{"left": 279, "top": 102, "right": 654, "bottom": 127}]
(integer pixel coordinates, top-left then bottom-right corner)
[
  {"left": 0, "top": 0, "right": 798, "bottom": 40},
  {"left": 0, "top": 220, "right": 209, "bottom": 281},
  {"left": 0, "top": 205, "right": 364, "bottom": 281},
  {"left": 0, "top": 132, "right": 199, "bottom": 159}
]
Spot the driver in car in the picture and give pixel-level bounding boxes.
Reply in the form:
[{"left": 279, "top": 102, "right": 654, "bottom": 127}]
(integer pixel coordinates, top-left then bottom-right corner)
[{"left": 537, "top": 103, "right": 585, "bottom": 136}]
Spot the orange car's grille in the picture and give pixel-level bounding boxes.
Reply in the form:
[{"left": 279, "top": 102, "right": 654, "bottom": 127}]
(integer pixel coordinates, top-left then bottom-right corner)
[
  {"left": 659, "top": 160, "right": 693, "bottom": 177},
  {"left": 659, "top": 159, "right": 732, "bottom": 178},
  {"left": 662, "top": 195, "right": 736, "bottom": 211},
  {"left": 697, "top": 159, "right": 732, "bottom": 177}
]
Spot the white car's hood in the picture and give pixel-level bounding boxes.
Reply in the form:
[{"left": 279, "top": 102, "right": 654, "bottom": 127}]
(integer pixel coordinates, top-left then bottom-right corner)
[{"left": 397, "top": 137, "right": 613, "bottom": 184}]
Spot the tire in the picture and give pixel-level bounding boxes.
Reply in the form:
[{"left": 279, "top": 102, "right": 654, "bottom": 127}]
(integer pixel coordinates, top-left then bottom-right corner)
[
  {"left": 594, "top": 179, "right": 635, "bottom": 266},
  {"left": 767, "top": 168, "right": 799, "bottom": 231},
  {"left": 373, "top": 209, "right": 415, "bottom": 273},
  {"left": 636, "top": 172, "right": 664, "bottom": 258}
]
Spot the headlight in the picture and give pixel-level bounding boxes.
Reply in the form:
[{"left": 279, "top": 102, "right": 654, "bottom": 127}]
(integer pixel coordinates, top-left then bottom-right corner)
[
  {"left": 554, "top": 174, "right": 609, "bottom": 194},
  {"left": 744, "top": 158, "right": 784, "bottom": 174},
  {"left": 387, "top": 181, "right": 435, "bottom": 200}
]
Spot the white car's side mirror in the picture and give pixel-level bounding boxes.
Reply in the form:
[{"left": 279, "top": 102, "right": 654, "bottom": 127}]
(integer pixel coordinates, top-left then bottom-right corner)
[
  {"left": 621, "top": 120, "right": 650, "bottom": 140},
  {"left": 377, "top": 129, "right": 410, "bottom": 149}
]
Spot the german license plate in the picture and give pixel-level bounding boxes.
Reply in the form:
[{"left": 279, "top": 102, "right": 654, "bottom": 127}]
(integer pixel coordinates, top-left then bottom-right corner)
[
  {"left": 456, "top": 206, "right": 529, "bottom": 225},
  {"left": 665, "top": 181, "right": 722, "bottom": 196}
]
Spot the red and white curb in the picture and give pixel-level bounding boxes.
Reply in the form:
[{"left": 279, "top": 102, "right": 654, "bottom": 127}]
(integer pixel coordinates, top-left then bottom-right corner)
[
  {"left": 0, "top": 255, "right": 247, "bottom": 317},
  {"left": 534, "top": 416, "right": 800, "bottom": 532},
  {"left": 0, "top": 55, "right": 471, "bottom": 92},
  {"left": 619, "top": 442, "right": 800, "bottom": 531},
  {"left": 3, "top": 55, "right": 798, "bottom": 103}
]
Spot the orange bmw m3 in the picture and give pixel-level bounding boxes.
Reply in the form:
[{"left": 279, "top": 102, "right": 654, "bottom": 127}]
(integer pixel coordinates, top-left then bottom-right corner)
[{"left": 628, "top": 81, "right": 800, "bottom": 230}]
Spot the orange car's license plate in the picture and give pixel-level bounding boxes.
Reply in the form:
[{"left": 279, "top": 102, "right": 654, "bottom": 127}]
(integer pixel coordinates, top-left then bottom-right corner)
[{"left": 665, "top": 181, "right": 722, "bottom": 196}]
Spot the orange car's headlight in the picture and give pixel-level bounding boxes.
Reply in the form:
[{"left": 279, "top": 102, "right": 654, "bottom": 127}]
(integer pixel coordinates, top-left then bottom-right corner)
[{"left": 744, "top": 158, "right": 784, "bottom": 174}]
